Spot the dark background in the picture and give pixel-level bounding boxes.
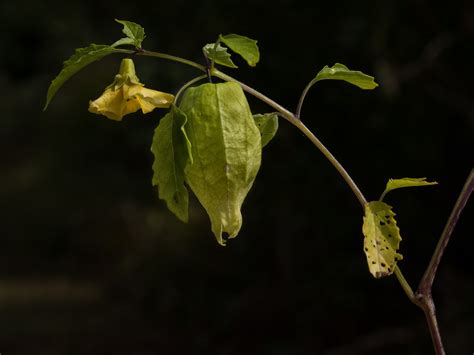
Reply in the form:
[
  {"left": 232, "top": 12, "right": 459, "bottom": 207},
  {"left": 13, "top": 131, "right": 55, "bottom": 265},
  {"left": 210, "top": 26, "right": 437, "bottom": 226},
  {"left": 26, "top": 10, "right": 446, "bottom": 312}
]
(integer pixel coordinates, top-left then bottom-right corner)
[{"left": 1, "top": 0, "right": 473, "bottom": 354}]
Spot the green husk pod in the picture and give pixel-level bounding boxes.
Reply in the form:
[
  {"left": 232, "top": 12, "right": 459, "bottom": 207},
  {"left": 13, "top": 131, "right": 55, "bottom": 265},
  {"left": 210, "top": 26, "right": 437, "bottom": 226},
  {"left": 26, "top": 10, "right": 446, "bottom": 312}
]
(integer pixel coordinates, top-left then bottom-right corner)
[{"left": 179, "top": 82, "right": 261, "bottom": 245}]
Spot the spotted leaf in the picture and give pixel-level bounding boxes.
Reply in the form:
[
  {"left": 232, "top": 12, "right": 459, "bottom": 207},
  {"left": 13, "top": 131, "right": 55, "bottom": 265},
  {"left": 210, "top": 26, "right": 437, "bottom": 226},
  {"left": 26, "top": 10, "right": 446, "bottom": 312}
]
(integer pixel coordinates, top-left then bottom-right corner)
[{"left": 362, "top": 201, "right": 403, "bottom": 278}]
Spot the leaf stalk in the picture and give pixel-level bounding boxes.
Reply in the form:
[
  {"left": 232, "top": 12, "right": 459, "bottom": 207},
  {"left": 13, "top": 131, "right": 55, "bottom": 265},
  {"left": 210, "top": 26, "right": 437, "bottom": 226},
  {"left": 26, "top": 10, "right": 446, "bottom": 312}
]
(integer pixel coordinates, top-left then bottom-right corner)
[{"left": 296, "top": 78, "right": 318, "bottom": 118}]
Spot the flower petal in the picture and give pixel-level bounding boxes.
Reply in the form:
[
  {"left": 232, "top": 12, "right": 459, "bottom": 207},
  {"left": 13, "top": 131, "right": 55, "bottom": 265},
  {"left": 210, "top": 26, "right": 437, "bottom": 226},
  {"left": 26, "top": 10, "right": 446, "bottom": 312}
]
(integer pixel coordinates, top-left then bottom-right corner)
[
  {"left": 89, "top": 88, "right": 140, "bottom": 120},
  {"left": 127, "top": 86, "right": 174, "bottom": 114}
]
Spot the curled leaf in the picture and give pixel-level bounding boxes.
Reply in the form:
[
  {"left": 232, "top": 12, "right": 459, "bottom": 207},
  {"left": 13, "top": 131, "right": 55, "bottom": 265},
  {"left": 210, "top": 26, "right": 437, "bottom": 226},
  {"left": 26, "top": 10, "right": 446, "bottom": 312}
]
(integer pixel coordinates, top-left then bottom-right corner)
[
  {"left": 381, "top": 177, "right": 438, "bottom": 200},
  {"left": 362, "top": 201, "right": 403, "bottom": 278},
  {"left": 296, "top": 62, "right": 378, "bottom": 117},
  {"left": 151, "top": 105, "right": 193, "bottom": 222},
  {"left": 314, "top": 63, "right": 378, "bottom": 89}
]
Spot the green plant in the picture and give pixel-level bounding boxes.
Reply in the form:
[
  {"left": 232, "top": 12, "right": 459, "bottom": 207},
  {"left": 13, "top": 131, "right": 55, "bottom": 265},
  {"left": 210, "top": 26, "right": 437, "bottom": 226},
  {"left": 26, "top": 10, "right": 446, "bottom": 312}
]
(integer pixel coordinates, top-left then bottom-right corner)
[{"left": 44, "top": 19, "right": 473, "bottom": 354}]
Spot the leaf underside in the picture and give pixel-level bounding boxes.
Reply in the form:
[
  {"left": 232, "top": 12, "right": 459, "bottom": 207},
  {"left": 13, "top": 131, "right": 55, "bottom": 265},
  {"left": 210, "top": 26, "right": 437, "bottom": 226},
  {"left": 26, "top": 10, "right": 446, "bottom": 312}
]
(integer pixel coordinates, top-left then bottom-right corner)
[
  {"left": 219, "top": 34, "right": 260, "bottom": 67},
  {"left": 179, "top": 82, "right": 261, "bottom": 245},
  {"left": 382, "top": 177, "right": 438, "bottom": 199},
  {"left": 151, "top": 105, "right": 193, "bottom": 222},
  {"left": 114, "top": 19, "right": 145, "bottom": 48},
  {"left": 362, "top": 201, "right": 403, "bottom": 278},
  {"left": 111, "top": 37, "right": 136, "bottom": 48},
  {"left": 44, "top": 44, "right": 117, "bottom": 110}
]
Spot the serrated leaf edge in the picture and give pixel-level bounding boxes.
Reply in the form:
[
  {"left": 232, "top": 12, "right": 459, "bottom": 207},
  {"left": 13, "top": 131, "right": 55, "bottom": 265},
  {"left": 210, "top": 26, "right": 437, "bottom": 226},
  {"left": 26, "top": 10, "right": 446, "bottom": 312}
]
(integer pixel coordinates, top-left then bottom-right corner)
[{"left": 44, "top": 44, "right": 116, "bottom": 110}]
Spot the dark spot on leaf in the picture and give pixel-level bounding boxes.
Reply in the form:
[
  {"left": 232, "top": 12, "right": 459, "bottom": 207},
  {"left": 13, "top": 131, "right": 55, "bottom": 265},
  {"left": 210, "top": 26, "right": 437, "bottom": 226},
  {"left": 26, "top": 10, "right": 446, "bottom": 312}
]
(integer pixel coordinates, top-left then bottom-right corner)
[
  {"left": 372, "top": 261, "right": 376, "bottom": 264},
  {"left": 388, "top": 234, "right": 392, "bottom": 238},
  {"left": 381, "top": 263, "right": 386, "bottom": 267},
  {"left": 364, "top": 247, "right": 368, "bottom": 251},
  {"left": 387, "top": 220, "right": 391, "bottom": 224},
  {"left": 380, "top": 221, "right": 385, "bottom": 226},
  {"left": 387, "top": 267, "right": 391, "bottom": 272},
  {"left": 385, "top": 215, "right": 390, "bottom": 219}
]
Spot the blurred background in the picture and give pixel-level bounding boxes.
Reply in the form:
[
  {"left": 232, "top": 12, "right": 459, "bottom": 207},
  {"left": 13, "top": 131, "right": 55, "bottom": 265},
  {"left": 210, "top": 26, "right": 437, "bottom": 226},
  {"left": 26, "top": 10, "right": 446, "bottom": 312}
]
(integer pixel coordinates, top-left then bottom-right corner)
[{"left": 1, "top": 0, "right": 473, "bottom": 354}]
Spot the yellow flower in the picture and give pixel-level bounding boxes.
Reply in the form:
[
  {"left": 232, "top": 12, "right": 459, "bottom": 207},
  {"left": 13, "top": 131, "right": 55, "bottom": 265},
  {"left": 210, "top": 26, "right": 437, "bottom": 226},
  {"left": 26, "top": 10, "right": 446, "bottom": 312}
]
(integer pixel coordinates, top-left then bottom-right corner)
[{"left": 88, "top": 58, "right": 174, "bottom": 121}]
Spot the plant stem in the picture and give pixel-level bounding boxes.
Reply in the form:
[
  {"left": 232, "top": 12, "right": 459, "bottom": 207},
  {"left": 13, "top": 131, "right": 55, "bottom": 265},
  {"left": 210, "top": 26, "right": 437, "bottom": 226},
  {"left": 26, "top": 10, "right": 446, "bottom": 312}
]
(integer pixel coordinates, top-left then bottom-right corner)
[
  {"left": 414, "top": 169, "right": 473, "bottom": 355},
  {"left": 212, "top": 69, "right": 295, "bottom": 120},
  {"left": 137, "top": 49, "right": 207, "bottom": 72},
  {"left": 379, "top": 190, "right": 388, "bottom": 201},
  {"left": 419, "top": 299, "right": 445, "bottom": 355},
  {"left": 289, "top": 118, "right": 368, "bottom": 208},
  {"left": 419, "top": 169, "right": 474, "bottom": 291},
  {"left": 212, "top": 69, "right": 368, "bottom": 208},
  {"left": 394, "top": 266, "right": 419, "bottom": 305},
  {"left": 394, "top": 271, "right": 444, "bottom": 354},
  {"left": 174, "top": 74, "right": 208, "bottom": 104}
]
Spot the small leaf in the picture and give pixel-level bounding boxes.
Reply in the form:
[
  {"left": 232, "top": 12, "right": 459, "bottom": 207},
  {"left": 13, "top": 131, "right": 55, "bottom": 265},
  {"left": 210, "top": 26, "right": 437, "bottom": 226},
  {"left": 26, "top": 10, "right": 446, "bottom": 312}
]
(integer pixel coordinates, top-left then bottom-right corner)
[
  {"left": 362, "top": 201, "right": 403, "bottom": 279},
  {"left": 111, "top": 37, "right": 136, "bottom": 48},
  {"left": 44, "top": 44, "right": 117, "bottom": 110},
  {"left": 219, "top": 34, "right": 260, "bottom": 67},
  {"left": 253, "top": 113, "right": 279, "bottom": 147},
  {"left": 314, "top": 63, "right": 378, "bottom": 89},
  {"left": 381, "top": 177, "right": 438, "bottom": 200},
  {"left": 151, "top": 105, "right": 193, "bottom": 222},
  {"left": 203, "top": 43, "right": 238, "bottom": 68},
  {"left": 115, "top": 19, "right": 145, "bottom": 48},
  {"left": 180, "top": 82, "right": 261, "bottom": 245}
]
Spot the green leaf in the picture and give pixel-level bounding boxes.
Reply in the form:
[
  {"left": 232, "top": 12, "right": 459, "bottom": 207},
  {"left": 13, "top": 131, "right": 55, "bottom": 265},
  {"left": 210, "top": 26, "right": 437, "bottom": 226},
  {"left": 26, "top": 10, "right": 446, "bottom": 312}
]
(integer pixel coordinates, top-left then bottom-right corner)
[
  {"left": 179, "top": 82, "right": 261, "bottom": 245},
  {"left": 314, "top": 63, "right": 378, "bottom": 89},
  {"left": 362, "top": 201, "right": 403, "bottom": 279},
  {"left": 111, "top": 37, "right": 136, "bottom": 48},
  {"left": 115, "top": 19, "right": 145, "bottom": 48},
  {"left": 219, "top": 34, "right": 260, "bottom": 67},
  {"left": 203, "top": 43, "right": 238, "bottom": 68},
  {"left": 44, "top": 44, "right": 117, "bottom": 110},
  {"left": 253, "top": 113, "right": 279, "bottom": 147},
  {"left": 381, "top": 177, "right": 438, "bottom": 200},
  {"left": 151, "top": 105, "right": 193, "bottom": 222}
]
